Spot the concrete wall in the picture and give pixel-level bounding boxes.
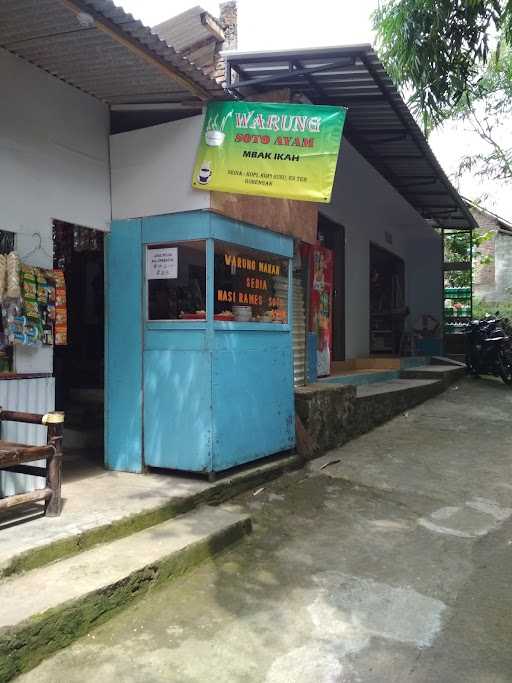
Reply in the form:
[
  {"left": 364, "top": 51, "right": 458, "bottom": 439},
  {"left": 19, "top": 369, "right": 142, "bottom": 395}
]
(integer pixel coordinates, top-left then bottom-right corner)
[
  {"left": 321, "top": 140, "right": 441, "bottom": 358},
  {"left": 0, "top": 48, "right": 111, "bottom": 374},
  {"left": 406, "top": 231, "right": 442, "bottom": 328},
  {"left": 110, "top": 116, "right": 210, "bottom": 220}
]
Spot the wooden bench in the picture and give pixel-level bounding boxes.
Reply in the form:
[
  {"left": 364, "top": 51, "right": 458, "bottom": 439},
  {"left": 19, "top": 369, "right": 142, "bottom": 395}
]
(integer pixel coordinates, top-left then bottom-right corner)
[{"left": 0, "top": 410, "right": 64, "bottom": 517}]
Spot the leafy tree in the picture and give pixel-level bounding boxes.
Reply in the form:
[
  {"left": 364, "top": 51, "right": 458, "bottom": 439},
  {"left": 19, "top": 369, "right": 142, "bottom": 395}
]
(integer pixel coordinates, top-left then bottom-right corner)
[
  {"left": 373, "top": 0, "right": 512, "bottom": 129},
  {"left": 373, "top": 1, "right": 512, "bottom": 204},
  {"left": 443, "top": 228, "right": 494, "bottom": 287},
  {"left": 453, "top": 44, "right": 512, "bottom": 182}
]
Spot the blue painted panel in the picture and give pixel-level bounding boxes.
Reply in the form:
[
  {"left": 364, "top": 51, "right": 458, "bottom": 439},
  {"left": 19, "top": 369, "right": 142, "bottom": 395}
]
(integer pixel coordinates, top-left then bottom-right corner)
[
  {"left": 142, "top": 211, "right": 210, "bottom": 244},
  {"left": 140, "top": 211, "right": 294, "bottom": 474},
  {"left": 213, "top": 329, "right": 291, "bottom": 352},
  {"left": 214, "top": 321, "right": 290, "bottom": 333},
  {"left": 212, "top": 342, "right": 295, "bottom": 472},
  {"left": 145, "top": 329, "right": 208, "bottom": 351},
  {"left": 141, "top": 211, "right": 293, "bottom": 258},
  {"left": 210, "top": 213, "right": 293, "bottom": 257},
  {"left": 105, "top": 220, "right": 143, "bottom": 473},
  {"left": 144, "top": 350, "right": 212, "bottom": 471},
  {"left": 146, "top": 321, "right": 207, "bottom": 331}
]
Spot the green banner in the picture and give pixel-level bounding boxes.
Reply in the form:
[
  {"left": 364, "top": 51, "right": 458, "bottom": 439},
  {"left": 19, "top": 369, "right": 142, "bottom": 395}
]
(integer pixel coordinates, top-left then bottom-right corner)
[{"left": 192, "top": 100, "right": 347, "bottom": 203}]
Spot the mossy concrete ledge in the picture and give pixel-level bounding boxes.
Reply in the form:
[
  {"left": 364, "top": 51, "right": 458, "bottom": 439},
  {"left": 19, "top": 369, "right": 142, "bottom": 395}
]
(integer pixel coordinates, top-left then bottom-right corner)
[
  {"left": 1, "top": 454, "right": 298, "bottom": 579},
  {"left": 295, "top": 383, "right": 356, "bottom": 456},
  {"left": 0, "top": 505, "right": 251, "bottom": 683}
]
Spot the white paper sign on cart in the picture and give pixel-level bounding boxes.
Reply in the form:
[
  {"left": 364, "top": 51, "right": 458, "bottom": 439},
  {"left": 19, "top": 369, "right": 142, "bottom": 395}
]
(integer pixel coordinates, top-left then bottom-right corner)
[{"left": 146, "top": 247, "right": 178, "bottom": 280}]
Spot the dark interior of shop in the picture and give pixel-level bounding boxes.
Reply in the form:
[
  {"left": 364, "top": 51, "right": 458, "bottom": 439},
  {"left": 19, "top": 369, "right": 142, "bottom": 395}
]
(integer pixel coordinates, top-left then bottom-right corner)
[
  {"left": 53, "top": 221, "right": 104, "bottom": 467},
  {"left": 369, "top": 243, "right": 407, "bottom": 355}
]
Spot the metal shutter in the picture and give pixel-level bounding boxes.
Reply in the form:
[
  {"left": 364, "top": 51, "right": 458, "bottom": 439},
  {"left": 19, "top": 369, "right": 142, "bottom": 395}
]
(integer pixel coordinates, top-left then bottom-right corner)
[{"left": 274, "top": 274, "right": 307, "bottom": 387}]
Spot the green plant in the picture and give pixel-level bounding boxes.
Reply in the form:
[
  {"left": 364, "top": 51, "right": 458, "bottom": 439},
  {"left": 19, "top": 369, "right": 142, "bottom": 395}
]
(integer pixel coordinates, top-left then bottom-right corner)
[
  {"left": 442, "top": 228, "right": 494, "bottom": 287},
  {"left": 373, "top": 0, "right": 512, "bottom": 127},
  {"left": 373, "top": 1, "right": 512, "bottom": 182}
]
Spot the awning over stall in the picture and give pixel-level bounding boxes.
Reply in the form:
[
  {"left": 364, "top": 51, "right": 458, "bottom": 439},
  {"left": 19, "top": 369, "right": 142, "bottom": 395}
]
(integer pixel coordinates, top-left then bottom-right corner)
[
  {"left": 0, "top": 0, "right": 223, "bottom": 117},
  {"left": 224, "top": 45, "right": 476, "bottom": 229}
]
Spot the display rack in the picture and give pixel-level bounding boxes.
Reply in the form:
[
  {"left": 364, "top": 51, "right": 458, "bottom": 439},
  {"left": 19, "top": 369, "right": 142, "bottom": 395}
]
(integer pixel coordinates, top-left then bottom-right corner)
[{"left": 442, "top": 228, "right": 473, "bottom": 356}]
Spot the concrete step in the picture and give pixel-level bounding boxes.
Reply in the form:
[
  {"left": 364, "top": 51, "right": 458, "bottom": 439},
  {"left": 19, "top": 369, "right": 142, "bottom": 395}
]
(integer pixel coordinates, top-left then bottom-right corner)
[
  {"left": 446, "top": 353, "right": 466, "bottom": 364},
  {"left": 295, "top": 371, "right": 458, "bottom": 457},
  {"left": 0, "top": 453, "right": 299, "bottom": 579},
  {"left": 353, "top": 378, "right": 444, "bottom": 436},
  {"left": 400, "top": 364, "right": 465, "bottom": 382},
  {"left": 356, "top": 377, "right": 440, "bottom": 399},
  {"left": 331, "top": 356, "right": 429, "bottom": 372},
  {"left": 431, "top": 355, "right": 466, "bottom": 367},
  {"left": 320, "top": 368, "right": 401, "bottom": 386},
  {"left": 0, "top": 505, "right": 251, "bottom": 681}
]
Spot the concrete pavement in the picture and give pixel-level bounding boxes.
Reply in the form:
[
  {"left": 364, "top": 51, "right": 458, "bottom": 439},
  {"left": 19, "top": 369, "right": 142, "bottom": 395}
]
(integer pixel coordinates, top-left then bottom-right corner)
[{"left": 17, "top": 377, "right": 512, "bottom": 682}]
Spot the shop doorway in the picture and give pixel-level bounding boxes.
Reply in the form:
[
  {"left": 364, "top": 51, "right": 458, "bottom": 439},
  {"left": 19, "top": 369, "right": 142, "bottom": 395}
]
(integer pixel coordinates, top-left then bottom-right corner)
[
  {"left": 318, "top": 214, "right": 345, "bottom": 361},
  {"left": 369, "top": 243, "right": 406, "bottom": 355},
  {"left": 53, "top": 220, "right": 104, "bottom": 462}
]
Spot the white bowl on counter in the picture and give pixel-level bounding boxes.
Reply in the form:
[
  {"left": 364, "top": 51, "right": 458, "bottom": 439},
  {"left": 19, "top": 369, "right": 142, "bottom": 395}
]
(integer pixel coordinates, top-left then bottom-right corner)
[{"left": 232, "top": 305, "right": 252, "bottom": 322}]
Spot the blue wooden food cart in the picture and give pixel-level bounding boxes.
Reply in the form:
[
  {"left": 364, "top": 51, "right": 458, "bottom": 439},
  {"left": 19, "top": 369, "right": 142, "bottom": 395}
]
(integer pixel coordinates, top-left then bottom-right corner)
[{"left": 106, "top": 210, "right": 295, "bottom": 477}]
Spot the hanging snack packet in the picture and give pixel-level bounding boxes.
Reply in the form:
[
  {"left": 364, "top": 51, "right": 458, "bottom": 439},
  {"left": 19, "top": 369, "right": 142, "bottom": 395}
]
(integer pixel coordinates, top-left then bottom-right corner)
[
  {"left": 55, "top": 324, "right": 67, "bottom": 345},
  {"left": 0, "top": 254, "right": 7, "bottom": 301},
  {"left": 23, "top": 299, "right": 39, "bottom": 319},
  {"left": 36, "top": 270, "right": 49, "bottom": 304},
  {"left": 53, "top": 270, "right": 67, "bottom": 346},
  {"left": 55, "top": 308, "right": 67, "bottom": 326},
  {"left": 6, "top": 252, "right": 21, "bottom": 299},
  {"left": 21, "top": 266, "right": 37, "bottom": 299}
]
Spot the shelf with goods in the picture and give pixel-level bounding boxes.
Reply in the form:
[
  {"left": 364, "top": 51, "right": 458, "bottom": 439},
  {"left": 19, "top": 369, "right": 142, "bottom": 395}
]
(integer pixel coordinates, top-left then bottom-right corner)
[{"left": 441, "top": 228, "right": 473, "bottom": 354}]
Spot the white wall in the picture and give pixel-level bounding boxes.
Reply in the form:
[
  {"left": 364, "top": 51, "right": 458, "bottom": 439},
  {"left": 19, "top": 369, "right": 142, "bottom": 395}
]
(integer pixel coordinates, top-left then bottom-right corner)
[
  {"left": 0, "top": 48, "right": 111, "bottom": 373},
  {"left": 110, "top": 115, "right": 210, "bottom": 219},
  {"left": 321, "top": 140, "right": 441, "bottom": 358},
  {"left": 406, "top": 231, "right": 442, "bottom": 331}
]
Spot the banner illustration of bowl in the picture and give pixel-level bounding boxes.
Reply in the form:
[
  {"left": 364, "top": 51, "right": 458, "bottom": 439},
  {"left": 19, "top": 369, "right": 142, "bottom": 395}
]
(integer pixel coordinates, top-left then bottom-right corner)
[
  {"left": 192, "top": 100, "right": 347, "bottom": 202},
  {"left": 204, "top": 109, "right": 232, "bottom": 147},
  {"left": 205, "top": 130, "right": 225, "bottom": 147}
]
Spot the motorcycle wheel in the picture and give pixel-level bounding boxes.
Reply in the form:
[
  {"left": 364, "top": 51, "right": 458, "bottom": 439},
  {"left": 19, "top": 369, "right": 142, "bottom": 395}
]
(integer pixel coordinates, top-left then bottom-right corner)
[
  {"left": 498, "top": 351, "right": 512, "bottom": 386},
  {"left": 466, "top": 357, "right": 480, "bottom": 378}
]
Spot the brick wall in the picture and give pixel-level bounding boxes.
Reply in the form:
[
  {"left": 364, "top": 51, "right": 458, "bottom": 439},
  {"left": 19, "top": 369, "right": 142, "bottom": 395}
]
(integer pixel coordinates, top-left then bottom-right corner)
[{"left": 471, "top": 206, "right": 496, "bottom": 288}]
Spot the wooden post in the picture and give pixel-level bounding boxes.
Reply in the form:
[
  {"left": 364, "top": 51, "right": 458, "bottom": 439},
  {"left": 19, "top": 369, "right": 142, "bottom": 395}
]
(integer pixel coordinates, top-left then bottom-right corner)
[{"left": 43, "top": 412, "right": 64, "bottom": 517}]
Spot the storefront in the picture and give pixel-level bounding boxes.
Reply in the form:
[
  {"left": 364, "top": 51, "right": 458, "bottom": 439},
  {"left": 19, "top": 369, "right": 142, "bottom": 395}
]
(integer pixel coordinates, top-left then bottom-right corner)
[
  {"left": 107, "top": 212, "right": 295, "bottom": 476},
  {"left": 0, "top": 3, "right": 477, "bottom": 497}
]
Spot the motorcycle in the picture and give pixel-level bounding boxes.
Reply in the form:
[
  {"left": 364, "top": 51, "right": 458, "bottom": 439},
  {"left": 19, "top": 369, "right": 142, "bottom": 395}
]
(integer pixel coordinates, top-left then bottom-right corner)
[{"left": 465, "top": 313, "right": 512, "bottom": 386}]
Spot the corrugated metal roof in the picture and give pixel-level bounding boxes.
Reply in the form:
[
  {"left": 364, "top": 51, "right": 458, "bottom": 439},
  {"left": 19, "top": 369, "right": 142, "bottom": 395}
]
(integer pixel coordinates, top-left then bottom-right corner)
[
  {"left": 155, "top": 6, "right": 222, "bottom": 52},
  {"left": 154, "top": 6, "right": 225, "bottom": 81},
  {"left": 0, "top": 0, "right": 223, "bottom": 106},
  {"left": 225, "top": 45, "right": 476, "bottom": 229}
]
